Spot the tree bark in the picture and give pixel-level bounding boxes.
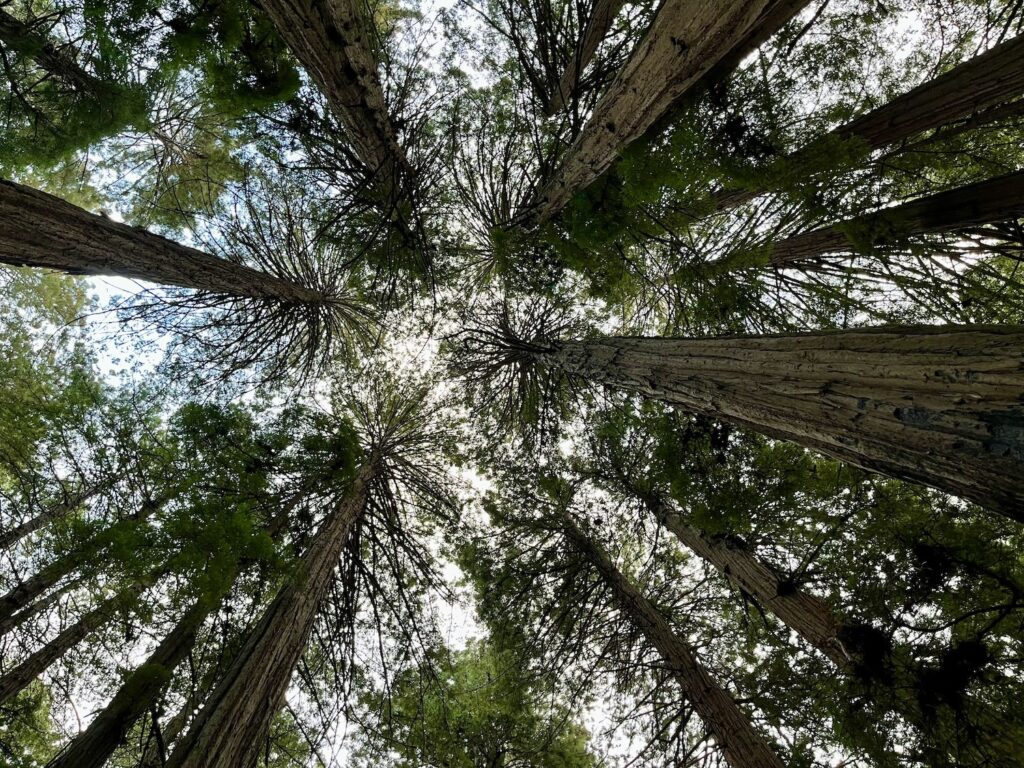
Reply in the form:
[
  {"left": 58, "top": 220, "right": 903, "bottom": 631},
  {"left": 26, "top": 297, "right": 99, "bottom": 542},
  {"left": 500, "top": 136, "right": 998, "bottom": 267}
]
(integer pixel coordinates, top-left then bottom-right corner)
[
  {"left": 0, "top": 8, "right": 113, "bottom": 94},
  {"left": 713, "top": 35, "right": 1024, "bottom": 212},
  {"left": 543, "top": 0, "right": 627, "bottom": 116},
  {"left": 0, "top": 578, "right": 81, "bottom": 639},
  {"left": 561, "top": 515, "right": 785, "bottom": 768},
  {"left": 527, "top": 0, "right": 810, "bottom": 223},
  {"left": 0, "top": 178, "right": 329, "bottom": 302},
  {"left": 0, "top": 484, "right": 103, "bottom": 552},
  {"left": 0, "top": 582, "right": 144, "bottom": 705},
  {"left": 541, "top": 326, "right": 1024, "bottom": 518},
  {"left": 748, "top": 169, "right": 1024, "bottom": 269},
  {"left": 647, "top": 497, "right": 848, "bottom": 667},
  {"left": 256, "top": 0, "right": 411, "bottom": 205},
  {"left": 45, "top": 597, "right": 211, "bottom": 768},
  {"left": 164, "top": 459, "right": 379, "bottom": 768}
]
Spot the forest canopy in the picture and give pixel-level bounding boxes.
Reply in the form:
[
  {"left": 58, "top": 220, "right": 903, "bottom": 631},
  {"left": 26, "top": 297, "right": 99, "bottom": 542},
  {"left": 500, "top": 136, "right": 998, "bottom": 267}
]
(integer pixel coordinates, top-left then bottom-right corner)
[{"left": 2, "top": 0, "right": 1024, "bottom": 766}]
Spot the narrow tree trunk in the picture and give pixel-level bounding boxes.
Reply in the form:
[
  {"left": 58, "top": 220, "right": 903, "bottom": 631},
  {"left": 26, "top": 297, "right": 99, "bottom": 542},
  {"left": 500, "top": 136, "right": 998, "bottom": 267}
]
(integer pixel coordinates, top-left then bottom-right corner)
[
  {"left": 543, "top": 0, "right": 627, "bottom": 116},
  {"left": 0, "top": 9, "right": 112, "bottom": 94},
  {"left": 165, "top": 459, "right": 379, "bottom": 768},
  {"left": 0, "top": 582, "right": 144, "bottom": 705},
  {"left": 141, "top": 692, "right": 196, "bottom": 768},
  {"left": 527, "top": 0, "right": 810, "bottom": 223},
  {"left": 561, "top": 515, "right": 785, "bottom": 768},
  {"left": 256, "top": 0, "right": 411, "bottom": 205},
  {"left": 0, "top": 179, "right": 329, "bottom": 302},
  {"left": 0, "top": 579, "right": 81, "bottom": 638},
  {"left": 713, "top": 35, "right": 1024, "bottom": 212},
  {"left": 747, "top": 169, "right": 1024, "bottom": 269},
  {"left": 542, "top": 326, "right": 1024, "bottom": 518},
  {"left": 647, "top": 497, "right": 847, "bottom": 666},
  {"left": 45, "top": 597, "right": 212, "bottom": 768},
  {"left": 0, "top": 484, "right": 103, "bottom": 552}
]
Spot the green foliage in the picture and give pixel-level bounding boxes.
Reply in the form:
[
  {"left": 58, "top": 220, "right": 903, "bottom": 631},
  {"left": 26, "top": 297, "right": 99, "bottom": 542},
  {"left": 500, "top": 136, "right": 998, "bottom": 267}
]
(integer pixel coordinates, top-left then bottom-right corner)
[{"left": 0, "top": 682, "right": 60, "bottom": 767}]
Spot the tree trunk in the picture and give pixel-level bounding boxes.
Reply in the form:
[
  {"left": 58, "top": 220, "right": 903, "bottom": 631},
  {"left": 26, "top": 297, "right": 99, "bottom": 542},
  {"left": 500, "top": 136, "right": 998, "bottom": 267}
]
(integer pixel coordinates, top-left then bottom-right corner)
[
  {"left": 164, "top": 459, "right": 379, "bottom": 768},
  {"left": 0, "top": 578, "right": 81, "bottom": 639},
  {"left": 0, "top": 9, "right": 112, "bottom": 94},
  {"left": 750, "top": 169, "right": 1024, "bottom": 269},
  {"left": 0, "top": 484, "right": 103, "bottom": 552},
  {"left": 256, "top": 0, "right": 411, "bottom": 206},
  {"left": 713, "top": 35, "right": 1024, "bottom": 213},
  {"left": 0, "top": 582, "right": 143, "bottom": 705},
  {"left": 542, "top": 326, "right": 1024, "bottom": 518},
  {"left": 648, "top": 497, "right": 848, "bottom": 667},
  {"left": 527, "top": 0, "right": 810, "bottom": 224},
  {"left": 561, "top": 515, "right": 785, "bottom": 768},
  {"left": 543, "top": 0, "right": 627, "bottom": 116},
  {"left": 45, "top": 597, "right": 212, "bottom": 768},
  {"left": 0, "top": 179, "right": 328, "bottom": 302}
]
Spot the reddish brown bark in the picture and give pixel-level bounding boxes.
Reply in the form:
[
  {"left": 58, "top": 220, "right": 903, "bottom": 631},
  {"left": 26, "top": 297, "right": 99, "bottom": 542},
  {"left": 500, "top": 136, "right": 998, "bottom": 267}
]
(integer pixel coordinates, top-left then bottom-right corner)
[
  {"left": 562, "top": 515, "right": 785, "bottom": 768},
  {"left": 164, "top": 460, "right": 379, "bottom": 768},
  {"left": 527, "top": 0, "right": 810, "bottom": 223},
  {"left": 543, "top": 326, "right": 1024, "bottom": 518},
  {"left": 0, "top": 179, "right": 328, "bottom": 302},
  {"left": 544, "top": 0, "right": 627, "bottom": 116}
]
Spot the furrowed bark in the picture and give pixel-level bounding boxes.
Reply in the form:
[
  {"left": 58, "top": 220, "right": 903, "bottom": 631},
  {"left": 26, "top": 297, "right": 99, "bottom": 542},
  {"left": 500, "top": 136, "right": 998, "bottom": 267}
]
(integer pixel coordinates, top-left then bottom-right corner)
[
  {"left": 0, "top": 9, "right": 112, "bottom": 94},
  {"left": 0, "top": 484, "right": 103, "bottom": 552},
  {"left": 45, "top": 598, "right": 211, "bottom": 768},
  {"left": 542, "top": 326, "right": 1024, "bottom": 518},
  {"left": 256, "top": 0, "right": 412, "bottom": 208},
  {"left": 561, "top": 515, "right": 785, "bottom": 768},
  {"left": 749, "top": 169, "right": 1024, "bottom": 269},
  {"left": 713, "top": 35, "right": 1024, "bottom": 212},
  {"left": 0, "top": 582, "right": 144, "bottom": 705},
  {"left": 0, "top": 178, "right": 328, "bottom": 302},
  {"left": 165, "top": 459, "right": 379, "bottom": 768},
  {"left": 544, "top": 0, "right": 627, "bottom": 116},
  {"left": 527, "top": 0, "right": 810, "bottom": 223},
  {"left": 647, "top": 497, "right": 848, "bottom": 667}
]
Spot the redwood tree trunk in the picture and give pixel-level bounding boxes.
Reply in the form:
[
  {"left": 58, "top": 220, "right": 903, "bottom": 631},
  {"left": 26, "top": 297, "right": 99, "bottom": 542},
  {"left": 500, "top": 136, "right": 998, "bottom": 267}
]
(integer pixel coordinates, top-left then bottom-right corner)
[
  {"left": 257, "top": 0, "right": 411, "bottom": 206},
  {"left": 713, "top": 35, "right": 1024, "bottom": 212},
  {"left": 543, "top": 0, "right": 627, "bottom": 116},
  {"left": 46, "top": 597, "right": 212, "bottom": 768},
  {"left": 0, "top": 579, "right": 80, "bottom": 638},
  {"left": 562, "top": 516, "right": 785, "bottom": 768},
  {"left": 164, "top": 460, "right": 379, "bottom": 768},
  {"left": 0, "top": 582, "right": 143, "bottom": 705},
  {"left": 648, "top": 498, "right": 848, "bottom": 667},
  {"left": 753, "top": 169, "right": 1024, "bottom": 268},
  {"left": 543, "top": 326, "right": 1024, "bottom": 518},
  {"left": 0, "top": 9, "right": 112, "bottom": 94},
  {"left": 0, "top": 484, "right": 102, "bottom": 552},
  {"left": 528, "top": 0, "right": 810, "bottom": 223},
  {"left": 0, "top": 179, "right": 328, "bottom": 302}
]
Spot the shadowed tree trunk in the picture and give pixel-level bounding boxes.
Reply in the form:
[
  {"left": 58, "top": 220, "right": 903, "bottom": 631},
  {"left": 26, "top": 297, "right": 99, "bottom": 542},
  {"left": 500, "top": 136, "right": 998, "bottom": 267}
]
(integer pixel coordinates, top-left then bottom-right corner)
[
  {"left": 538, "top": 326, "right": 1024, "bottom": 518},
  {"left": 141, "top": 692, "right": 196, "bottom": 768},
  {"left": 0, "top": 484, "right": 104, "bottom": 552},
  {"left": 561, "top": 514, "right": 786, "bottom": 768},
  {"left": 0, "top": 578, "right": 81, "bottom": 639},
  {"left": 526, "top": 0, "right": 810, "bottom": 223},
  {"left": 0, "top": 179, "right": 330, "bottom": 302},
  {"left": 257, "top": 0, "right": 413, "bottom": 213},
  {"left": 164, "top": 458, "right": 379, "bottom": 768},
  {"left": 723, "top": 169, "right": 1024, "bottom": 270},
  {"left": 543, "top": 0, "right": 627, "bottom": 116},
  {"left": 714, "top": 35, "right": 1024, "bottom": 212},
  {"left": 0, "top": 582, "right": 144, "bottom": 705},
  {"left": 645, "top": 496, "right": 848, "bottom": 666},
  {"left": 45, "top": 596, "right": 213, "bottom": 768}
]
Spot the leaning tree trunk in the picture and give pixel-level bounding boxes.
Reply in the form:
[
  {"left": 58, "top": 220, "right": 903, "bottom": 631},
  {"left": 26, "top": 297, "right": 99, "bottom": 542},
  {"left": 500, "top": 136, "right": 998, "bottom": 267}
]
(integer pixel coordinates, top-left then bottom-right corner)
[
  {"left": 0, "top": 179, "right": 329, "bottom": 302},
  {"left": 732, "top": 169, "right": 1024, "bottom": 270},
  {"left": 713, "top": 34, "right": 1024, "bottom": 212},
  {"left": 164, "top": 459, "right": 379, "bottom": 768},
  {"left": 561, "top": 515, "right": 785, "bottom": 768},
  {"left": 526, "top": 0, "right": 811, "bottom": 224},
  {"left": 541, "top": 326, "right": 1024, "bottom": 518},
  {"left": 0, "top": 582, "right": 144, "bottom": 705},
  {"left": 646, "top": 496, "right": 848, "bottom": 667},
  {"left": 0, "top": 578, "right": 81, "bottom": 639},
  {"left": 543, "top": 0, "right": 627, "bottom": 116},
  {"left": 256, "top": 0, "right": 412, "bottom": 212},
  {"left": 45, "top": 596, "right": 213, "bottom": 768},
  {"left": 0, "top": 483, "right": 104, "bottom": 552}
]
